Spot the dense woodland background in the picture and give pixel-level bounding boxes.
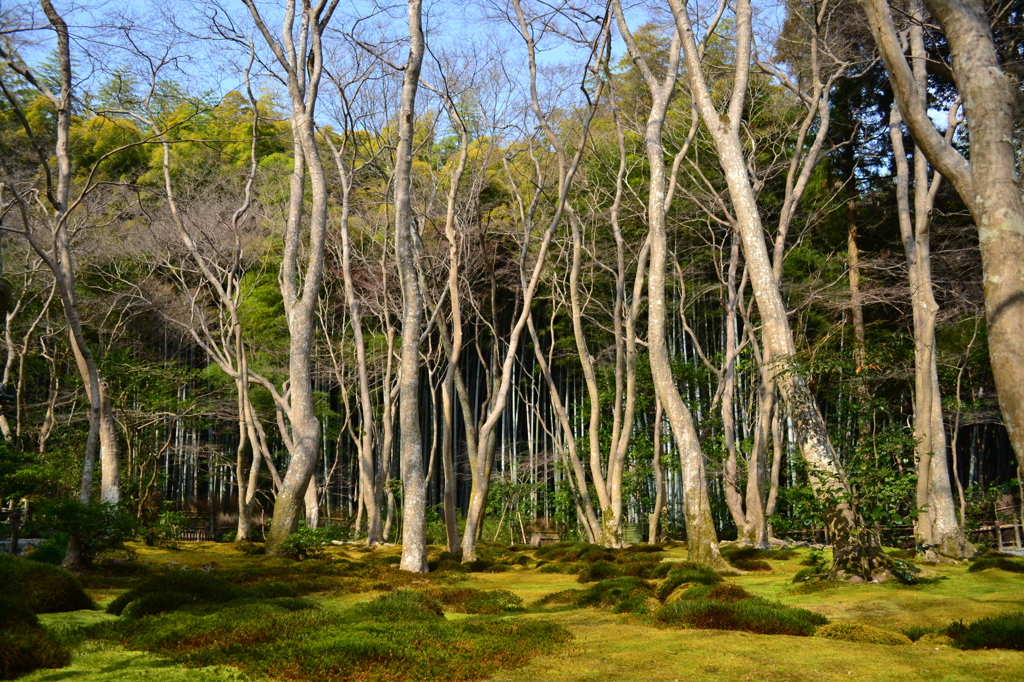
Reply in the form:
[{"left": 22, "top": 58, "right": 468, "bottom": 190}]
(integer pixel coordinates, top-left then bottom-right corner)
[{"left": 0, "top": 0, "right": 1022, "bottom": 574}]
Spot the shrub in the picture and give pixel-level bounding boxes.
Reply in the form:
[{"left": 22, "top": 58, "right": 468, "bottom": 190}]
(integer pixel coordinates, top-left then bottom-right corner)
[
  {"left": 903, "top": 625, "right": 939, "bottom": 642},
  {"left": 279, "top": 524, "right": 346, "bottom": 561},
  {"left": 816, "top": 622, "right": 911, "bottom": 645},
  {"left": 704, "top": 583, "right": 752, "bottom": 603},
  {"left": 36, "top": 500, "right": 135, "bottom": 566},
  {"left": 142, "top": 509, "right": 189, "bottom": 548},
  {"left": 577, "top": 560, "right": 620, "bottom": 583},
  {"left": 613, "top": 595, "right": 656, "bottom": 615},
  {"left": 25, "top": 534, "right": 67, "bottom": 565},
  {"left": 0, "top": 554, "right": 93, "bottom": 613},
  {"left": 534, "top": 589, "right": 582, "bottom": 606},
  {"left": 656, "top": 597, "right": 826, "bottom": 636},
  {"left": 946, "top": 613, "right": 1024, "bottom": 650}
]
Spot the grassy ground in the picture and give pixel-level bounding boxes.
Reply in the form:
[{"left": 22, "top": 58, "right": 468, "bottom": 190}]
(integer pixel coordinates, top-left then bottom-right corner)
[{"left": 21, "top": 541, "right": 1024, "bottom": 682}]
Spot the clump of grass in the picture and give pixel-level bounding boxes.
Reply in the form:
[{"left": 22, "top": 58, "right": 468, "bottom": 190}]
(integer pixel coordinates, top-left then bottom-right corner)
[
  {"left": 967, "top": 557, "right": 1024, "bottom": 574},
  {"left": 535, "top": 542, "right": 615, "bottom": 564},
  {"left": 946, "top": 613, "right": 1024, "bottom": 650},
  {"left": 622, "top": 544, "right": 665, "bottom": 554},
  {"left": 91, "top": 584, "right": 571, "bottom": 682},
  {"left": 574, "top": 577, "right": 654, "bottom": 609},
  {"left": 903, "top": 625, "right": 940, "bottom": 642},
  {"left": 420, "top": 587, "right": 524, "bottom": 615},
  {"left": 816, "top": 622, "right": 912, "bottom": 645},
  {"left": 655, "top": 563, "right": 722, "bottom": 602},
  {"left": 534, "top": 589, "right": 582, "bottom": 606},
  {"left": 732, "top": 558, "right": 772, "bottom": 571},
  {"left": 0, "top": 553, "right": 93, "bottom": 613},
  {"left": 792, "top": 580, "right": 841, "bottom": 595},
  {"left": 577, "top": 560, "right": 620, "bottom": 583},
  {"left": 655, "top": 596, "right": 826, "bottom": 636}
]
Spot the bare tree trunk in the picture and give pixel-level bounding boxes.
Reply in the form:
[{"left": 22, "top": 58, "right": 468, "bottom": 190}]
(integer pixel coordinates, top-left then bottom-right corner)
[
  {"left": 648, "top": 397, "right": 665, "bottom": 543},
  {"left": 614, "top": 0, "right": 724, "bottom": 567},
  {"left": 394, "top": 0, "right": 428, "bottom": 573},
  {"left": 99, "top": 381, "right": 120, "bottom": 504},
  {"left": 886, "top": 17, "right": 974, "bottom": 559},
  {"left": 304, "top": 475, "right": 319, "bottom": 529},
  {"left": 861, "top": 0, "right": 1024, "bottom": 477},
  {"left": 668, "top": 0, "right": 886, "bottom": 577}
]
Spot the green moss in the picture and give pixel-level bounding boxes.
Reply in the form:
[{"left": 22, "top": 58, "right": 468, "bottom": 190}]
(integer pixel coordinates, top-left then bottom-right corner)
[
  {"left": 0, "top": 554, "right": 93, "bottom": 613},
  {"left": 816, "top": 622, "right": 912, "bottom": 645},
  {"left": 655, "top": 563, "right": 722, "bottom": 601},
  {"left": 573, "top": 577, "right": 654, "bottom": 609},
  {"left": 577, "top": 560, "right": 620, "bottom": 583},
  {"left": 968, "top": 557, "right": 1024, "bottom": 574},
  {"left": 419, "top": 587, "right": 524, "bottom": 615},
  {"left": 655, "top": 597, "right": 826, "bottom": 636}
]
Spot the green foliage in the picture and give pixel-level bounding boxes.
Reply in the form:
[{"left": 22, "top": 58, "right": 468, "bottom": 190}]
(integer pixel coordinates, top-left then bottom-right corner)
[
  {"left": 816, "top": 622, "right": 912, "bottom": 645},
  {"left": 946, "top": 613, "right": 1024, "bottom": 651},
  {"left": 25, "top": 534, "right": 68, "bottom": 565},
  {"left": 36, "top": 501, "right": 135, "bottom": 566},
  {"left": 143, "top": 509, "right": 189, "bottom": 549},
  {"left": 279, "top": 524, "right": 348, "bottom": 561},
  {"left": 0, "top": 554, "right": 93, "bottom": 613}
]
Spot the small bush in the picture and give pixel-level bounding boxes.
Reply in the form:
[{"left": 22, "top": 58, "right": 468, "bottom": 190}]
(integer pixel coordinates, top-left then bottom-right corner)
[
  {"left": 0, "top": 554, "right": 93, "bottom": 613},
  {"left": 280, "top": 524, "right": 345, "bottom": 561},
  {"left": 946, "top": 612, "right": 1024, "bottom": 650},
  {"left": 122, "top": 591, "right": 200, "bottom": 619},
  {"left": 36, "top": 500, "right": 135, "bottom": 566},
  {"left": 577, "top": 560, "right": 620, "bottom": 583},
  {"left": 25, "top": 534, "right": 67, "bottom": 565},
  {"left": 613, "top": 595, "right": 656, "bottom": 615},
  {"left": 968, "top": 557, "right": 1024, "bottom": 574},
  {"left": 801, "top": 550, "right": 824, "bottom": 567},
  {"left": 903, "top": 625, "right": 939, "bottom": 642},
  {"left": 622, "top": 544, "right": 665, "bottom": 554},
  {"left": 704, "top": 583, "right": 752, "bottom": 603},
  {"left": 534, "top": 589, "right": 581, "bottom": 606},
  {"left": 816, "top": 622, "right": 911, "bottom": 645}
]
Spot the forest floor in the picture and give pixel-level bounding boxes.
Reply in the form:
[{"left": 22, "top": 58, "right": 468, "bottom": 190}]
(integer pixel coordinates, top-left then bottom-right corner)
[{"left": 22, "top": 540, "right": 1024, "bottom": 682}]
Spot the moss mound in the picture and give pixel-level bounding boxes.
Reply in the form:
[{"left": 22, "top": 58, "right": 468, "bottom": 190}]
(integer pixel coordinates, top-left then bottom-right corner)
[
  {"left": 655, "top": 597, "right": 826, "bottom": 636},
  {"left": 419, "top": 587, "right": 524, "bottom": 615},
  {"left": 0, "top": 553, "right": 93, "bottom": 613},
  {"left": 0, "top": 593, "right": 70, "bottom": 680},
  {"left": 93, "top": 584, "right": 571, "bottom": 682},
  {"left": 107, "top": 571, "right": 245, "bottom": 616},
  {"left": 577, "top": 560, "right": 621, "bottom": 583},
  {"left": 967, "top": 557, "right": 1024, "bottom": 574},
  {"left": 655, "top": 563, "right": 722, "bottom": 601},
  {"left": 574, "top": 577, "right": 654, "bottom": 609},
  {"left": 947, "top": 612, "right": 1024, "bottom": 651},
  {"left": 816, "top": 622, "right": 912, "bottom": 645}
]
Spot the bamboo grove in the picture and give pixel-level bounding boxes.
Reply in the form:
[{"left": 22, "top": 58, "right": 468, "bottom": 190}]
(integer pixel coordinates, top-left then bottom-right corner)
[{"left": 0, "top": 0, "right": 1022, "bottom": 578}]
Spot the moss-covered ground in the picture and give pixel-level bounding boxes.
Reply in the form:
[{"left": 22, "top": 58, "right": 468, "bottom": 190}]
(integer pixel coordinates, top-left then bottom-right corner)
[{"left": 17, "top": 541, "right": 1024, "bottom": 681}]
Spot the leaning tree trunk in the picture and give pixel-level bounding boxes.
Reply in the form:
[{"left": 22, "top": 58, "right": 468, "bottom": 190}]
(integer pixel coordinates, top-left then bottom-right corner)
[{"left": 669, "top": 0, "right": 887, "bottom": 578}]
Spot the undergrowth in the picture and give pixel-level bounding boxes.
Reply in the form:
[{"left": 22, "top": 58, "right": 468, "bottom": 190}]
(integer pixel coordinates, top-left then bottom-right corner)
[{"left": 91, "top": 589, "right": 570, "bottom": 681}]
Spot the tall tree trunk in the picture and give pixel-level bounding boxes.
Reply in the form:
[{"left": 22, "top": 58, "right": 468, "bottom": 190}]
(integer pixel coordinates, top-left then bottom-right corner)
[
  {"left": 394, "top": 0, "right": 428, "bottom": 573},
  {"left": 99, "top": 381, "right": 119, "bottom": 504},
  {"left": 669, "top": 0, "right": 886, "bottom": 577},
  {"left": 861, "top": 0, "right": 1024, "bottom": 477}
]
